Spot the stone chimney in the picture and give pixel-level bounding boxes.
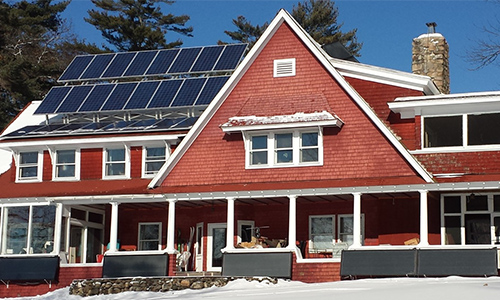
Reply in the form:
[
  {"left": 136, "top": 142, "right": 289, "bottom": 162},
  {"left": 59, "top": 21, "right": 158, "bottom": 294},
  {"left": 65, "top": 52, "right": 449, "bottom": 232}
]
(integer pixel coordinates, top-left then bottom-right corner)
[{"left": 412, "top": 22, "right": 450, "bottom": 94}]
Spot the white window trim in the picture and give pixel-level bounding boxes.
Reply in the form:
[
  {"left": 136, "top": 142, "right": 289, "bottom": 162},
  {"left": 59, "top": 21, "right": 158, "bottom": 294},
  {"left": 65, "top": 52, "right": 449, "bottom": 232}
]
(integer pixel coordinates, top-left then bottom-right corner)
[
  {"left": 273, "top": 58, "right": 296, "bottom": 77},
  {"left": 337, "top": 214, "right": 365, "bottom": 245},
  {"left": 141, "top": 144, "right": 170, "bottom": 178},
  {"left": 308, "top": 214, "right": 335, "bottom": 253},
  {"left": 244, "top": 129, "right": 323, "bottom": 169},
  {"left": 15, "top": 151, "right": 44, "bottom": 183},
  {"left": 441, "top": 193, "right": 500, "bottom": 246},
  {"left": 236, "top": 220, "right": 255, "bottom": 244},
  {"left": 102, "top": 146, "right": 130, "bottom": 179},
  {"left": 137, "top": 222, "right": 162, "bottom": 251},
  {"left": 52, "top": 149, "right": 81, "bottom": 181},
  {"left": 420, "top": 113, "right": 500, "bottom": 151}
]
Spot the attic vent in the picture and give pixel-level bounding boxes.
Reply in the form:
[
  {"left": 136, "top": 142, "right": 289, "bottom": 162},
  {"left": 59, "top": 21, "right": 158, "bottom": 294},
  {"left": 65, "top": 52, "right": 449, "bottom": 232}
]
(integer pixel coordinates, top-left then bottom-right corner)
[{"left": 273, "top": 58, "right": 296, "bottom": 77}]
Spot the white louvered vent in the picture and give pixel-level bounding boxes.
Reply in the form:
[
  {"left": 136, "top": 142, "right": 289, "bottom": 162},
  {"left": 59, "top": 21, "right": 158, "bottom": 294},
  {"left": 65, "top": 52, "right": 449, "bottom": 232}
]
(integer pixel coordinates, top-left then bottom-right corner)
[{"left": 273, "top": 58, "right": 296, "bottom": 77}]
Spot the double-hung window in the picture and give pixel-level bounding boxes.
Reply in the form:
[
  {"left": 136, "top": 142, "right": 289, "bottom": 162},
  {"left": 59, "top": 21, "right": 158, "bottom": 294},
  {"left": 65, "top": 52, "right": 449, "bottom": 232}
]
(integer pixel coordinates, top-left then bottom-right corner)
[
  {"left": 17, "top": 151, "right": 42, "bottom": 182},
  {"left": 103, "top": 147, "right": 129, "bottom": 178},
  {"left": 247, "top": 129, "right": 322, "bottom": 168},
  {"left": 143, "top": 146, "right": 167, "bottom": 177},
  {"left": 138, "top": 223, "right": 161, "bottom": 251},
  {"left": 309, "top": 215, "right": 335, "bottom": 252},
  {"left": 54, "top": 149, "right": 79, "bottom": 180}
]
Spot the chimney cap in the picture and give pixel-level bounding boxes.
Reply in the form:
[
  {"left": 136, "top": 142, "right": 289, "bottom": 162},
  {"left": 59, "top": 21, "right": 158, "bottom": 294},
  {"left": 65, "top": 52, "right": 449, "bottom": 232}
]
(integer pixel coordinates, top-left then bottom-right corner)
[{"left": 426, "top": 22, "right": 437, "bottom": 33}]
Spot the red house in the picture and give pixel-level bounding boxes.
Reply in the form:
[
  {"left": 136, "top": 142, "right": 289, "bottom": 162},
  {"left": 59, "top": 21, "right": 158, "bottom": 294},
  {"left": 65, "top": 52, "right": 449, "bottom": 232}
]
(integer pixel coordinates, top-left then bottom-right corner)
[{"left": 0, "top": 9, "right": 499, "bottom": 297}]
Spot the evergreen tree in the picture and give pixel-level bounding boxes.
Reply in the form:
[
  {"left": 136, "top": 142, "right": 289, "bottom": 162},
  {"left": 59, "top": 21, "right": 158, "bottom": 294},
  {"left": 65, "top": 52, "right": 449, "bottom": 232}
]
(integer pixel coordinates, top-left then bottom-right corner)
[
  {"left": 0, "top": 0, "right": 101, "bottom": 130},
  {"left": 222, "top": 0, "right": 362, "bottom": 57},
  {"left": 86, "top": 0, "right": 193, "bottom": 51}
]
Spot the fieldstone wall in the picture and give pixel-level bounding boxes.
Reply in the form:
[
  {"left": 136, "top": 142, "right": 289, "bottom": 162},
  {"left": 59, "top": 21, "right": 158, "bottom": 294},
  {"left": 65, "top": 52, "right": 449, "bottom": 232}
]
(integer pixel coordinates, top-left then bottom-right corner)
[
  {"left": 412, "top": 33, "right": 450, "bottom": 94},
  {"left": 69, "top": 276, "right": 278, "bottom": 297}
]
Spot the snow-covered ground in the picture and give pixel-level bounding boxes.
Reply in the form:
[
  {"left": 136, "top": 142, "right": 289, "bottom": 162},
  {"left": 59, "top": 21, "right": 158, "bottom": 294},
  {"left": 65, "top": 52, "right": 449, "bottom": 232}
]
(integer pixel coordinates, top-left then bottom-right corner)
[{"left": 6, "top": 276, "right": 500, "bottom": 300}]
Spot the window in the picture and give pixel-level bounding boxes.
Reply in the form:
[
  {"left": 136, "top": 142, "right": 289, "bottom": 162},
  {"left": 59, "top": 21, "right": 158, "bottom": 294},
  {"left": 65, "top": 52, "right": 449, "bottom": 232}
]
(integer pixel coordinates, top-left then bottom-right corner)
[
  {"left": 67, "top": 206, "right": 105, "bottom": 263},
  {"left": 143, "top": 146, "right": 167, "bottom": 177},
  {"left": 423, "top": 113, "right": 500, "bottom": 148},
  {"left": 1, "top": 205, "right": 56, "bottom": 255},
  {"left": 309, "top": 215, "right": 334, "bottom": 252},
  {"left": 441, "top": 193, "right": 500, "bottom": 245},
  {"left": 246, "top": 130, "right": 322, "bottom": 168},
  {"left": 17, "top": 151, "right": 42, "bottom": 182},
  {"left": 273, "top": 58, "right": 296, "bottom": 77},
  {"left": 103, "top": 147, "right": 129, "bottom": 178},
  {"left": 54, "top": 149, "right": 79, "bottom": 180},
  {"left": 138, "top": 223, "right": 161, "bottom": 251}
]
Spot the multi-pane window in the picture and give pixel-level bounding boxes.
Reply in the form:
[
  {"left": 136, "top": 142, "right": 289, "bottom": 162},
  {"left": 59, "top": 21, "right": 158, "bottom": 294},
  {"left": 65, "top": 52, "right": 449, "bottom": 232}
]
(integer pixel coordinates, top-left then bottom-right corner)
[
  {"left": 54, "top": 150, "right": 78, "bottom": 179},
  {"left": 309, "top": 215, "right": 334, "bottom": 252},
  {"left": 1, "top": 205, "right": 56, "bottom": 255},
  {"left": 423, "top": 113, "right": 500, "bottom": 148},
  {"left": 104, "top": 148, "right": 127, "bottom": 178},
  {"left": 247, "top": 130, "right": 321, "bottom": 168},
  {"left": 138, "top": 223, "right": 161, "bottom": 251},
  {"left": 17, "top": 151, "right": 41, "bottom": 181},
  {"left": 143, "top": 146, "right": 167, "bottom": 177},
  {"left": 442, "top": 193, "right": 500, "bottom": 245}
]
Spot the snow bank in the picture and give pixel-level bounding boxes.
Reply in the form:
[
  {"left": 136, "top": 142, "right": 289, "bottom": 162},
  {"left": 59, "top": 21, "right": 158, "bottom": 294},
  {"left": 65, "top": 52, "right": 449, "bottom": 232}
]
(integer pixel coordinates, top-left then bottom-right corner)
[{"left": 6, "top": 277, "right": 500, "bottom": 300}]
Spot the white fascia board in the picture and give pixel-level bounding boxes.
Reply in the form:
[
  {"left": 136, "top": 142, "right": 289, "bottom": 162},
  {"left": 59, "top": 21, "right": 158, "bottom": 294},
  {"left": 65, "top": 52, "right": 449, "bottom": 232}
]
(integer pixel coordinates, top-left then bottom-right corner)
[
  {"left": 330, "top": 58, "right": 441, "bottom": 95},
  {"left": 148, "top": 11, "right": 287, "bottom": 189},
  {"left": 159, "top": 181, "right": 500, "bottom": 201},
  {"left": 0, "top": 134, "right": 183, "bottom": 150},
  {"left": 390, "top": 91, "right": 500, "bottom": 118},
  {"left": 221, "top": 119, "right": 342, "bottom": 133},
  {"left": 280, "top": 11, "right": 434, "bottom": 183}
]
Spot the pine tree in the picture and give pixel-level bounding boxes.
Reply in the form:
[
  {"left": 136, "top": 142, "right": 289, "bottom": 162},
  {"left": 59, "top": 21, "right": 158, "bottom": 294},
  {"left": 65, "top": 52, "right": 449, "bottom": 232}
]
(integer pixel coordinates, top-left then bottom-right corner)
[
  {"left": 222, "top": 0, "right": 362, "bottom": 57},
  {"left": 0, "top": 0, "right": 100, "bottom": 130},
  {"left": 85, "top": 0, "right": 193, "bottom": 51}
]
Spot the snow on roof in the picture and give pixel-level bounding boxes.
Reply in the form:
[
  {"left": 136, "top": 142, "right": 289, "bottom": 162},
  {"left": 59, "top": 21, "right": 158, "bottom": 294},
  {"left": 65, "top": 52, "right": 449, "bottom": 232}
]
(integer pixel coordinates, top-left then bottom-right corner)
[
  {"left": 220, "top": 111, "right": 343, "bottom": 132},
  {"left": 0, "top": 101, "right": 49, "bottom": 137},
  {"left": 415, "top": 32, "right": 445, "bottom": 39}
]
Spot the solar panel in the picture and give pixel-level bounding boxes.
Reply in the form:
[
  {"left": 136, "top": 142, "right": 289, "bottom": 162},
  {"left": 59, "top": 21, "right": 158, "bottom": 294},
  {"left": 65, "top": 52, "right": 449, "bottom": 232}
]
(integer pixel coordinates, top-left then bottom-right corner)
[
  {"left": 214, "top": 44, "right": 247, "bottom": 71},
  {"left": 59, "top": 56, "right": 94, "bottom": 81},
  {"left": 168, "top": 47, "right": 201, "bottom": 73},
  {"left": 147, "top": 80, "right": 183, "bottom": 108},
  {"left": 56, "top": 86, "right": 93, "bottom": 113},
  {"left": 78, "top": 84, "right": 115, "bottom": 112},
  {"left": 124, "top": 81, "right": 160, "bottom": 109},
  {"left": 101, "top": 82, "right": 137, "bottom": 111},
  {"left": 170, "top": 78, "right": 206, "bottom": 107},
  {"left": 145, "top": 49, "right": 180, "bottom": 75},
  {"left": 102, "top": 52, "right": 136, "bottom": 78},
  {"left": 35, "top": 86, "right": 72, "bottom": 114},
  {"left": 191, "top": 46, "right": 224, "bottom": 72},
  {"left": 80, "top": 54, "right": 114, "bottom": 80},
  {"left": 123, "top": 51, "right": 157, "bottom": 77},
  {"left": 57, "top": 44, "right": 246, "bottom": 82},
  {"left": 195, "top": 76, "right": 229, "bottom": 105}
]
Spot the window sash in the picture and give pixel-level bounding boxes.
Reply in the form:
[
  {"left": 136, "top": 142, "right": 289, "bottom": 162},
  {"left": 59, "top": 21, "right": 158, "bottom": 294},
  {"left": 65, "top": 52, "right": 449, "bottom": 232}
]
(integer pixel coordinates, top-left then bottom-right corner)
[
  {"left": 55, "top": 150, "right": 77, "bottom": 178},
  {"left": 138, "top": 223, "right": 161, "bottom": 251},
  {"left": 309, "top": 215, "right": 334, "bottom": 251},
  {"left": 18, "top": 152, "right": 39, "bottom": 180},
  {"left": 144, "top": 147, "right": 166, "bottom": 176},
  {"left": 104, "top": 148, "right": 127, "bottom": 177}
]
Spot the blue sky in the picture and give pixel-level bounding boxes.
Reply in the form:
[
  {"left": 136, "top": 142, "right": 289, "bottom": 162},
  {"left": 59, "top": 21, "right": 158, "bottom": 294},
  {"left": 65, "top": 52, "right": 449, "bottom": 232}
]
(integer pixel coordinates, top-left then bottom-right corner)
[{"left": 62, "top": 0, "right": 500, "bottom": 94}]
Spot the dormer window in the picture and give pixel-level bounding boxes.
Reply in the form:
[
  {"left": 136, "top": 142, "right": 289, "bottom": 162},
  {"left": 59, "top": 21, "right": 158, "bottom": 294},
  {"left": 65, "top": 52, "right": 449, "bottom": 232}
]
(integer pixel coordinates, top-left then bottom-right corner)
[
  {"left": 103, "top": 147, "right": 130, "bottom": 179},
  {"left": 221, "top": 111, "right": 342, "bottom": 169},
  {"left": 53, "top": 149, "right": 80, "bottom": 181}
]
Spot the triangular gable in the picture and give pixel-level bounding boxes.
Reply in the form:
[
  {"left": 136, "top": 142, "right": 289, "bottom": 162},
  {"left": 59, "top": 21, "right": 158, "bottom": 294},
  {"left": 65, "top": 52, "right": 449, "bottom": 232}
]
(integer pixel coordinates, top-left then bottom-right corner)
[{"left": 149, "top": 9, "right": 433, "bottom": 188}]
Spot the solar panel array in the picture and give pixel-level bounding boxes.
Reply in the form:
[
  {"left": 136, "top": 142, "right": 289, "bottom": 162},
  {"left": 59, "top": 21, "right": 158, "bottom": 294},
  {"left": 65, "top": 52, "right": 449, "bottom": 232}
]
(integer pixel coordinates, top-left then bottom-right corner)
[
  {"left": 3, "top": 117, "right": 198, "bottom": 139},
  {"left": 34, "top": 76, "right": 229, "bottom": 115},
  {"left": 59, "top": 44, "right": 247, "bottom": 82}
]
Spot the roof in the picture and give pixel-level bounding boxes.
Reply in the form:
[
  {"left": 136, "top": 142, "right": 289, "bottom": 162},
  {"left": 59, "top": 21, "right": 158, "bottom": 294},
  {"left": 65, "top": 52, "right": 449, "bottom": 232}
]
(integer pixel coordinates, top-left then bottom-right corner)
[{"left": 149, "top": 9, "right": 435, "bottom": 189}]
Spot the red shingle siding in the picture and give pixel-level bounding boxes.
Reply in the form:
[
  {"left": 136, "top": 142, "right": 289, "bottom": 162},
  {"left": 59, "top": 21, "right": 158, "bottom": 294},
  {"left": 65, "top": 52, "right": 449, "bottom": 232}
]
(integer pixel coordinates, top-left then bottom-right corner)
[
  {"left": 81, "top": 148, "right": 102, "bottom": 179},
  {"left": 416, "top": 151, "right": 500, "bottom": 175},
  {"left": 130, "top": 146, "right": 142, "bottom": 178},
  {"left": 345, "top": 77, "right": 422, "bottom": 150},
  {"left": 161, "top": 23, "right": 424, "bottom": 189},
  {"left": 42, "top": 150, "right": 51, "bottom": 181}
]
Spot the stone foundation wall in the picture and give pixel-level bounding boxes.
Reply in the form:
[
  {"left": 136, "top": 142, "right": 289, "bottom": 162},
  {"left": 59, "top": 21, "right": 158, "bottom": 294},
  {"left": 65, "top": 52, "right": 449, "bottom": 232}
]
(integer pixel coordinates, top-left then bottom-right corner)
[{"left": 69, "top": 276, "right": 278, "bottom": 297}]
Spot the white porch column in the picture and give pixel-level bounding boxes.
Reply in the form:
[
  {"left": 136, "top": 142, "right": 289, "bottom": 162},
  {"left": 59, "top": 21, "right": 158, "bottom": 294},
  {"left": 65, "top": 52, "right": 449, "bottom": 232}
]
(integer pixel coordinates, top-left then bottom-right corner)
[
  {"left": 53, "top": 203, "right": 63, "bottom": 254},
  {"left": 166, "top": 199, "right": 177, "bottom": 253},
  {"left": 108, "top": 201, "right": 119, "bottom": 252},
  {"left": 225, "top": 197, "right": 236, "bottom": 250},
  {"left": 352, "top": 192, "right": 362, "bottom": 248},
  {"left": 419, "top": 190, "right": 429, "bottom": 246},
  {"left": 287, "top": 195, "right": 297, "bottom": 250}
]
